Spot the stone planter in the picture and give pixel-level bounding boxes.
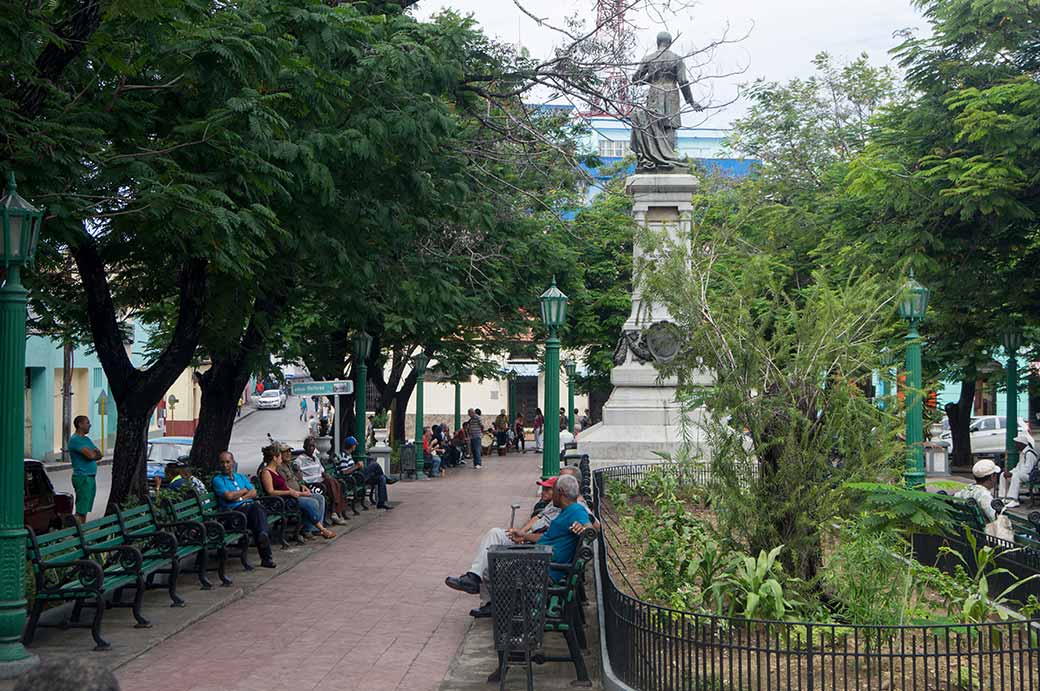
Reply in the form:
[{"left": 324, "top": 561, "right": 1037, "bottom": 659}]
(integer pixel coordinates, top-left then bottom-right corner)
[
  {"left": 372, "top": 427, "right": 390, "bottom": 446},
  {"left": 314, "top": 436, "right": 332, "bottom": 459}
]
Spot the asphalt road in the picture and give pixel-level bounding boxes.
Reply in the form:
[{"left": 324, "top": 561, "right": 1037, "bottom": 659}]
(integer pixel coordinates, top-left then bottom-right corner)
[{"left": 47, "top": 397, "right": 311, "bottom": 520}]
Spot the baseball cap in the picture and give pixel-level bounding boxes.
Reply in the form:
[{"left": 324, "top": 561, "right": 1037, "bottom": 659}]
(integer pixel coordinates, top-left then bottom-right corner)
[
  {"left": 536, "top": 477, "right": 558, "bottom": 488},
  {"left": 972, "top": 458, "right": 1001, "bottom": 478},
  {"left": 344, "top": 436, "right": 358, "bottom": 447}
]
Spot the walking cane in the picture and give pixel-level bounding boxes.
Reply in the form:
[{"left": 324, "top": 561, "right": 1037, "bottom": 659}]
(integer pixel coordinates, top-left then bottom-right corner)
[{"left": 509, "top": 502, "right": 521, "bottom": 529}]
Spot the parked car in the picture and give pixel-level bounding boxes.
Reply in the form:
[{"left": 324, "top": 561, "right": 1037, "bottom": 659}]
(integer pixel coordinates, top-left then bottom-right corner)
[
  {"left": 939, "top": 415, "right": 1030, "bottom": 456},
  {"left": 146, "top": 436, "right": 194, "bottom": 484},
  {"left": 256, "top": 388, "right": 287, "bottom": 410},
  {"left": 24, "top": 459, "right": 74, "bottom": 534}
]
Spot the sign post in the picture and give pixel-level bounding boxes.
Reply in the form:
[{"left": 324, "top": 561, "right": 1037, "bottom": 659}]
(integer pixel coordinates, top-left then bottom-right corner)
[
  {"left": 95, "top": 390, "right": 109, "bottom": 454},
  {"left": 290, "top": 381, "right": 354, "bottom": 459},
  {"left": 166, "top": 394, "right": 178, "bottom": 437}
]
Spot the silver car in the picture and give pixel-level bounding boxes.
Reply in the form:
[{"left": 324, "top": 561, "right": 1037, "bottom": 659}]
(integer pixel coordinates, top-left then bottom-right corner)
[{"left": 255, "top": 389, "right": 287, "bottom": 410}]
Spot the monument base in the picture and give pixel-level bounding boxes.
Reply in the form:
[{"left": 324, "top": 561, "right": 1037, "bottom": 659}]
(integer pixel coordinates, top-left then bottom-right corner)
[{"left": 576, "top": 171, "right": 713, "bottom": 465}]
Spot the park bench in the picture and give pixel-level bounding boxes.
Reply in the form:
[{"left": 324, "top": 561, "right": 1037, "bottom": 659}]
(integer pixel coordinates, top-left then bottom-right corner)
[
  {"left": 323, "top": 456, "right": 369, "bottom": 513},
  {"left": 246, "top": 473, "right": 303, "bottom": 545},
  {"left": 24, "top": 524, "right": 151, "bottom": 651},
  {"left": 115, "top": 502, "right": 213, "bottom": 596},
  {"left": 198, "top": 489, "right": 292, "bottom": 549},
  {"left": 79, "top": 511, "right": 188, "bottom": 608},
  {"left": 158, "top": 493, "right": 238, "bottom": 581},
  {"left": 489, "top": 527, "right": 597, "bottom": 687}
]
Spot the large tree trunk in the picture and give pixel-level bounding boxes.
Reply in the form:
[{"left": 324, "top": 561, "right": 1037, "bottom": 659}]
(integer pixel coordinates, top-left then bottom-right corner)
[
  {"left": 72, "top": 235, "right": 207, "bottom": 508},
  {"left": 190, "top": 352, "right": 254, "bottom": 474},
  {"left": 946, "top": 376, "right": 977, "bottom": 470},
  {"left": 390, "top": 369, "right": 418, "bottom": 444}
]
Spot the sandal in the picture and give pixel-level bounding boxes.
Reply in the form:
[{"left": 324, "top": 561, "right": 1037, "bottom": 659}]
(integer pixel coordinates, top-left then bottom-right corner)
[{"left": 320, "top": 528, "right": 336, "bottom": 539}]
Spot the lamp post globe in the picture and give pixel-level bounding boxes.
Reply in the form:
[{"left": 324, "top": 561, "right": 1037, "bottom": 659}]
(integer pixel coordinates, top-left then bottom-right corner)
[
  {"left": 0, "top": 172, "right": 43, "bottom": 676},
  {"left": 1002, "top": 325, "right": 1024, "bottom": 473},
  {"left": 352, "top": 331, "right": 372, "bottom": 458},
  {"left": 539, "top": 278, "right": 568, "bottom": 478},
  {"left": 900, "top": 271, "right": 928, "bottom": 490},
  {"left": 413, "top": 352, "right": 430, "bottom": 479}
]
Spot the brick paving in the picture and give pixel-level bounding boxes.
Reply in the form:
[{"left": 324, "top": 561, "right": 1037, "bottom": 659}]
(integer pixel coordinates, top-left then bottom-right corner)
[{"left": 116, "top": 451, "right": 546, "bottom": 691}]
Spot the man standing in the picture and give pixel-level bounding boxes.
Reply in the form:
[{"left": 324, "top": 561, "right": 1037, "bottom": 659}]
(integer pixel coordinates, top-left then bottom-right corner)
[
  {"left": 68, "top": 415, "right": 102, "bottom": 523},
  {"left": 211, "top": 451, "right": 276, "bottom": 568},
  {"left": 494, "top": 409, "right": 509, "bottom": 453},
  {"left": 299, "top": 396, "right": 308, "bottom": 421},
  {"left": 467, "top": 408, "right": 485, "bottom": 469}
]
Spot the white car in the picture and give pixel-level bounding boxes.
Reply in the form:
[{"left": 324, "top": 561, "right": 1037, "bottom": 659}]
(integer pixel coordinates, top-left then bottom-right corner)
[
  {"left": 256, "top": 389, "right": 287, "bottom": 410},
  {"left": 939, "top": 415, "right": 1030, "bottom": 456}
]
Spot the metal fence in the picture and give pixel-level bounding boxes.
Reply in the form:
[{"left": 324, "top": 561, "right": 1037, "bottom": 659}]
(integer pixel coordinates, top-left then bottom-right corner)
[{"left": 593, "top": 463, "right": 1040, "bottom": 691}]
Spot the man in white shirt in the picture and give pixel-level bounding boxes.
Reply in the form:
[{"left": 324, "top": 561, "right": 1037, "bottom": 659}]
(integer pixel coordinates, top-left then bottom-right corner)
[
  {"left": 955, "top": 458, "right": 1001, "bottom": 522},
  {"left": 999, "top": 432, "right": 1039, "bottom": 508}
]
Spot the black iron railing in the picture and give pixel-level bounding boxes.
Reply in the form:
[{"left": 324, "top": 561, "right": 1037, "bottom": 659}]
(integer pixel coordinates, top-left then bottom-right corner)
[{"left": 593, "top": 463, "right": 1040, "bottom": 691}]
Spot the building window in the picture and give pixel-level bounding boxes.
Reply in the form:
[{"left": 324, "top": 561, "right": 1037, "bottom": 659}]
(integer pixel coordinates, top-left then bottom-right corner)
[
  {"left": 598, "top": 139, "right": 629, "bottom": 158},
  {"left": 93, "top": 367, "right": 103, "bottom": 388}
]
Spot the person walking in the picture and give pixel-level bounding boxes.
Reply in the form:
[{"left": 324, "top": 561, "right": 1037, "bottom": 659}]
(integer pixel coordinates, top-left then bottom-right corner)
[
  {"left": 68, "top": 415, "right": 102, "bottom": 523},
  {"left": 532, "top": 408, "right": 544, "bottom": 452},
  {"left": 299, "top": 396, "right": 308, "bottom": 421},
  {"left": 467, "top": 408, "right": 485, "bottom": 469},
  {"left": 514, "top": 413, "right": 526, "bottom": 454}
]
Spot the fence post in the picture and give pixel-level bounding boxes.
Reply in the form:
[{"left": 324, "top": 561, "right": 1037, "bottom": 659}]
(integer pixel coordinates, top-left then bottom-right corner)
[{"left": 806, "top": 623, "right": 814, "bottom": 690}]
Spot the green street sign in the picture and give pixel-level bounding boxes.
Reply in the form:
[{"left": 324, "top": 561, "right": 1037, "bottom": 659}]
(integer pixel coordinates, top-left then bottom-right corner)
[
  {"left": 290, "top": 380, "right": 354, "bottom": 396},
  {"left": 95, "top": 390, "right": 109, "bottom": 415}
]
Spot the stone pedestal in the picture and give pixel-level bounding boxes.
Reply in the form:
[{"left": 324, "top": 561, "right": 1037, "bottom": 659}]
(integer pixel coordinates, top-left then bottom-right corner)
[{"left": 577, "top": 173, "right": 711, "bottom": 464}]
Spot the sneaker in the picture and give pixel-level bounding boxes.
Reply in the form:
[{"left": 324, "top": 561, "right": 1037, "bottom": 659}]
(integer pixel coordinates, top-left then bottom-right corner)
[
  {"left": 1005, "top": 500, "right": 1021, "bottom": 509},
  {"left": 470, "top": 602, "right": 492, "bottom": 618},
  {"left": 329, "top": 515, "right": 345, "bottom": 525},
  {"left": 377, "top": 503, "right": 394, "bottom": 510},
  {"left": 445, "top": 572, "right": 481, "bottom": 595},
  {"left": 260, "top": 559, "right": 277, "bottom": 568},
  {"left": 474, "top": 465, "right": 482, "bottom": 470}
]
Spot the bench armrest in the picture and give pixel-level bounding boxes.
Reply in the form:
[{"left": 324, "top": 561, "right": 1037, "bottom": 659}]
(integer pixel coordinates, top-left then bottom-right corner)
[
  {"left": 158, "top": 520, "right": 208, "bottom": 546},
  {"left": 256, "top": 496, "right": 288, "bottom": 515},
  {"left": 82, "top": 544, "right": 145, "bottom": 573},
  {"left": 35, "top": 558, "right": 106, "bottom": 594},
  {"left": 123, "top": 530, "right": 179, "bottom": 558}
]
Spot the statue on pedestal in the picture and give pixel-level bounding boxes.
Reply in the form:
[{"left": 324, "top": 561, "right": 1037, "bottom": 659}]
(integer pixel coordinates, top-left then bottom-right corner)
[{"left": 629, "top": 32, "right": 701, "bottom": 171}]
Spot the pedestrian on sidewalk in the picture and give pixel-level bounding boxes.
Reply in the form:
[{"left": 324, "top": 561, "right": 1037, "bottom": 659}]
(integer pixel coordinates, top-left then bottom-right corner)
[
  {"left": 68, "top": 415, "right": 102, "bottom": 524},
  {"left": 467, "top": 408, "right": 485, "bottom": 468},
  {"left": 299, "top": 396, "right": 308, "bottom": 421},
  {"left": 532, "top": 408, "right": 544, "bottom": 452},
  {"left": 514, "top": 413, "right": 526, "bottom": 453}
]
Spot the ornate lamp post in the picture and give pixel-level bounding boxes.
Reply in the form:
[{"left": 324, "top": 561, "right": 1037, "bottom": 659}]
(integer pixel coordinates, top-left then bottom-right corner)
[
  {"left": 0, "top": 172, "right": 43, "bottom": 676},
  {"left": 413, "top": 352, "right": 429, "bottom": 479},
  {"left": 453, "top": 375, "right": 461, "bottom": 434},
  {"left": 352, "top": 331, "right": 372, "bottom": 459},
  {"left": 1002, "top": 326, "right": 1023, "bottom": 472},
  {"left": 898, "top": 271, "right": 930, "bottom": 489},
  {"left": 539, "top": 278, "right": 568, "bottom": 479},
  {"left": 564, "top": 358, "right": 577, "bottom": 433},
  {"left": 507, "top": 371, "right": 517, "bottom": 428}
]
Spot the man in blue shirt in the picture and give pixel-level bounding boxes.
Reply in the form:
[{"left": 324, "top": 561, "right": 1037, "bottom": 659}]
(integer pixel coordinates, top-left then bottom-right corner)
[
  {"left": 211, "top": 451, "right": 276, "bottom": 568},
  {"left": 67, "top": 415, "right": 102, "bottom": 523},
  {"left": 445, "top": 474, "right": 591, "bottom": 598}
]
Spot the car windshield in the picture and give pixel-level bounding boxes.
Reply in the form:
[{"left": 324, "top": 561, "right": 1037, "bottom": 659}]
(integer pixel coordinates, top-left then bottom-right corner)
[
  {"left": 260, "top": 390, "right": 281, "bottom": 398},
  {"left": 148, "top": 443, "right": 192, "bottom": 461}
]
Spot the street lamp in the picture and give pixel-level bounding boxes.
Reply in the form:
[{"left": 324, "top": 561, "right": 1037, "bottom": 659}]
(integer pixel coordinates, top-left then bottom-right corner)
[
  {"left": 352, "top": 331, "right": 372, "bottom": 459},
  {"left": 564, "top": 358, "right": 577, "bottom": 433},
  {"left": 0, "top": 172, "right": 43, "bottom": 677},
  {"left": 413, "top": 352, "right": 430, "bottom": 479},
  {"left": 507, "top": 371, "right": 517, "bottom": 430},
  {"left": 539, "top": 278, "right": 568, "bottom": 479},
  {"left": 898, "top": 271, "right": 930, "bottom": 489},
  {"left": 1002, "top": 326, "right": 1023, "bottom": 472}
]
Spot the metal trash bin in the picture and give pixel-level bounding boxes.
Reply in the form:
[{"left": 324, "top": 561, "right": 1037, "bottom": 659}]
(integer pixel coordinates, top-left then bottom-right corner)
[
  {"left": 488, "top": 543, "right": 552, "bottom": 691},
  {"left": 400, "top": 443, "right": 417, "bottom": 480}
]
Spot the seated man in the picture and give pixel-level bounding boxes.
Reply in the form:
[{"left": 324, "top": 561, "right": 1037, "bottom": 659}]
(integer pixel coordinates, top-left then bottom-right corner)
[
  {"left": 211, "top": 451, "right": 276, "bottom": 568},
  {"left": 445, "top": 474, "right": 591, "bottom": 617},
  {"left": 167, "top": 460, "right": 207, "bottom": 494},
  {"left": 955, "top": 458, "right": 1001, "bottom": 523},
  {"left": 340, "top": 436, "right": 396, "bottom": 509},
  {"left": 296, "top": 437, "right": 348, "bottom": 524},
  {"left": 1000, "top": 433, "right": 1039, "bottom": 508}
]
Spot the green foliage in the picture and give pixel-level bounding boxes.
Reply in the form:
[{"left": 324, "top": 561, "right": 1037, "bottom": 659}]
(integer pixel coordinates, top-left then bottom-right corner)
[
  {"left": 843, "top": 482, "right": 954, "bottom": 535},
  {"left": 939, "top": 529, "right": 1039, "bottom": 624},
  {"left": 726, "top": 546, "right": 803, "bottom": 620}
]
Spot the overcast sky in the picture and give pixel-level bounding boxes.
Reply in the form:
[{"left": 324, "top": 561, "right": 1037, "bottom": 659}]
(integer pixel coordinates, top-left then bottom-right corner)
[{"left": 412, "top": 0, "right": 926, "bottom": 127}]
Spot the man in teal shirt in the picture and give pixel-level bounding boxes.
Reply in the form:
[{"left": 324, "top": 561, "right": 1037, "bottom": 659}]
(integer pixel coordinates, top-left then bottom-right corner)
[{"left": 68, "top": 415, "right": 102, "bottom": 523}]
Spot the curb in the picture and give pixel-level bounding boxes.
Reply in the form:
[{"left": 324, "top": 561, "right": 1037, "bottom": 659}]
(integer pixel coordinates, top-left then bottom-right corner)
[{"left": 595, "top": 541, "right": 636, "bottom": 691}]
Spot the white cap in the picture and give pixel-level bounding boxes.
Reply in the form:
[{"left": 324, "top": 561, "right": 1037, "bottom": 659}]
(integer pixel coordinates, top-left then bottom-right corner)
[
  {"left": 1014, "top": 432, "right": 1034, "bottom": 448},
  {"left": 972, "top": 458, "right": 1001, "bottom": 478}
]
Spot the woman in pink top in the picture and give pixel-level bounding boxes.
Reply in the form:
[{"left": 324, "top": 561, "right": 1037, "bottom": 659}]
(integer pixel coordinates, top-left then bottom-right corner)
[{"left": 259, "top": 445, "right": 335, "bottom": 539}]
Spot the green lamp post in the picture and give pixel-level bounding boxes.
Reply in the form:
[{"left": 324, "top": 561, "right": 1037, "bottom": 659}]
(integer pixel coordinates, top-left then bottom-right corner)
[
  {"left": 352, "top": 331, "right": 372, "bottom": 459},
  {"left": 539, "top": 278, "right": 568, "bottom": 479},
  {"left": 413, "top": 352, "right": 429, "bottom": 479},
  {"left": 507, "top": 371, "right": 517, "bottom": 428},
  {"left": 0, "top": 172, "right": 43, "bottom": 677},
  {"left": 453, "top": 376, "right": 461, "bottom": 434},
  {"left": 898, "top": 271, "right": 930, "bottom": 489},
  {"left": 564, "top": 358, "right": 576, "bottom": 433},
  {"left": 1002, "top": 326, "right": 1023, "bottom": 472}
]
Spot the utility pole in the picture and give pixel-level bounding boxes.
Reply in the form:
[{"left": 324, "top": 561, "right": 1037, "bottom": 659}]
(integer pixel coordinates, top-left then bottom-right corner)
[{"left": 61, "top": 342, "right": 72, "bottom": 462}]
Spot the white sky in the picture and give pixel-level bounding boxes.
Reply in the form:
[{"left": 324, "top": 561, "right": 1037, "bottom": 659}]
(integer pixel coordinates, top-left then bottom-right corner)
[{"left": 412, "top": 0, "right": 926, "bottom": 127}]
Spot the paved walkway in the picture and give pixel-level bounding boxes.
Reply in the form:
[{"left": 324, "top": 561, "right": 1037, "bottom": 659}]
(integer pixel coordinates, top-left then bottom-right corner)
[{"left": 116, "top": 451, "right": 547, "bottom": 691}]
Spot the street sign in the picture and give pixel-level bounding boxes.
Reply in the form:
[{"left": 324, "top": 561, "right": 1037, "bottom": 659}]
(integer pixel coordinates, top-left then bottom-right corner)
[
  {"left": 95, "top": 390, "right": 109, "bottom": 416},
  {"left": 290, "top": 380, "right": 354, "bottom": 396}
]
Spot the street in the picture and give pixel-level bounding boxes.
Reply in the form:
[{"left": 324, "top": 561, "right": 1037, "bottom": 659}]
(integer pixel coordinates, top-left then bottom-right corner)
[{"left": 47, "top": 397, "right": 312, "bottom": 520}]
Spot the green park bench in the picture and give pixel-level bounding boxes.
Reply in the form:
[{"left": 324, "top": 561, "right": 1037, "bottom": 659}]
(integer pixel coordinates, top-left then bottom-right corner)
[
  {"left": 24, "top": 524, "right": 151, "bottom": 651},
  {"left": 115, "top": 502, "right": 213, "bottom": 593},
  {"left": 79, "top": 511, "right": 190, "bottom": 608},
  {"left": 159, "top": 493, "right": 241, "bottom": 579},
  {"left": 323, "top": 457, "right": 371, "bottom": 513},
  {"left": 196, "top": 489, "right": 292, "bottom": 549}
]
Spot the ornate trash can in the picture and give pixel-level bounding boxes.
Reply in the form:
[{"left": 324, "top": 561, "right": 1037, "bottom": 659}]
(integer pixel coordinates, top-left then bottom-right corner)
[
  {"left": 399, "top": 443, "right": 417, "bottom": 480},
  {"left": 488, "top": 543, "right": 552, "bottom": 691}
]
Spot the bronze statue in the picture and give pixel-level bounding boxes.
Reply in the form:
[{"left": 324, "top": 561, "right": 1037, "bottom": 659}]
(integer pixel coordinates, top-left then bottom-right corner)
[{"left": 629, "top": 32, "right": 700, "bottom": 171}]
